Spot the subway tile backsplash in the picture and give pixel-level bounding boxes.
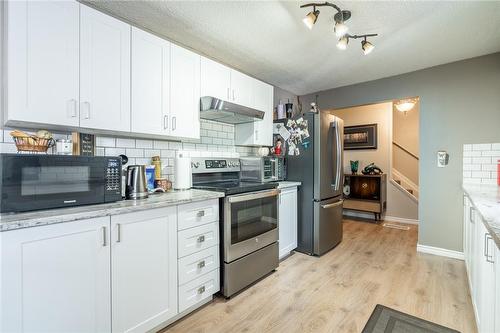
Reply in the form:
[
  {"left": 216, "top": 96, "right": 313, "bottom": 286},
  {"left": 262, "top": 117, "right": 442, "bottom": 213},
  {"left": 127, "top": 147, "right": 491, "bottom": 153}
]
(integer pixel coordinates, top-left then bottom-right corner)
[
  {"left": 463, "top": 143, "right": 500, "bottom": 185},
  {"left": 0, "top": 120, "right": 260, "bottom": 182}
]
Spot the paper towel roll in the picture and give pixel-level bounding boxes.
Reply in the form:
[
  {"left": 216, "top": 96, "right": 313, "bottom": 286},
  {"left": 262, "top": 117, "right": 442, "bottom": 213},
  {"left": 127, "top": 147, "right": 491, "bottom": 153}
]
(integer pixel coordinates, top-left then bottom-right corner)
[{"left": 174, "top": 154, "right": 192, "bottom": 190}]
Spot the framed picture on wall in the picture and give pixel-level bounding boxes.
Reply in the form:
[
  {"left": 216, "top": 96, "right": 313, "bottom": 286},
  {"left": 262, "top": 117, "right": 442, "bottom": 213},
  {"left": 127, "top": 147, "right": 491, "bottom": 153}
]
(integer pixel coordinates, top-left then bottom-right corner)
[{"left": 344, "top": 124, "right": 378, "bottom": 150}]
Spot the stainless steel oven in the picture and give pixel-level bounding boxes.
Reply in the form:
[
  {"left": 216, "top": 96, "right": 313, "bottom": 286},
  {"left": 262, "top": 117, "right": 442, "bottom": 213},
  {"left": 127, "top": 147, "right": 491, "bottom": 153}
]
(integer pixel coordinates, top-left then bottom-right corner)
[{"left": 223, "top": 189, "right": 279, "bottom": 262}]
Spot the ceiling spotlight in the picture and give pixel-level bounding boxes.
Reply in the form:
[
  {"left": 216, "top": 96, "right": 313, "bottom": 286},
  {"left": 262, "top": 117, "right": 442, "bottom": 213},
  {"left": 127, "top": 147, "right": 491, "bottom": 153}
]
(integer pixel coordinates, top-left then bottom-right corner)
[
  {"left": 361, "top": 39, "right": 374, "bottom": 55},
  {"left": 334, "top": 21, "right": 348, "bottom": 38},
  {"left": 300, "top": 2, "right": 379, "bottom": 55},
  {"left": 303, "top": 8, "right": 320, "bottom": 30},
  {"left": 336, "top": 36, "right": 349, "bottom": 50}
]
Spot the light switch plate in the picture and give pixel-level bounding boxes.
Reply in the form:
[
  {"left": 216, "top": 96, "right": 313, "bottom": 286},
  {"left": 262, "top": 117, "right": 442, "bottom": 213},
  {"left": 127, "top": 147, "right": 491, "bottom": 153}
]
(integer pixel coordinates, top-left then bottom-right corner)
[{"left": 437, "top": 151, "right": 449, "bottom": 167}]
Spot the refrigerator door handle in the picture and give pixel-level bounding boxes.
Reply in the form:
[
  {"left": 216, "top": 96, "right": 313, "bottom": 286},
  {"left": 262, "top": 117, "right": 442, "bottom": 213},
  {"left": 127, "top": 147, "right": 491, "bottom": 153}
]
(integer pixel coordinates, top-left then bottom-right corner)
[
  {"left": 321, "top": 200, "right": 344, "bottom": 209},
  {"left": 331, "top": 120, "right": 342, "bottom": 191}
]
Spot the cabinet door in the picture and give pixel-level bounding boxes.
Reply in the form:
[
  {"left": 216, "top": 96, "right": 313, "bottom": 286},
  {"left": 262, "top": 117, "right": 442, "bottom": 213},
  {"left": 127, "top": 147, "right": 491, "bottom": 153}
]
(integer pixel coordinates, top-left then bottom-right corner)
[
  {"left": 464, "top": 196, "right": 471, "bottom": 272},
  {"left": 6, "top": 0, "right": 79, "bottom": 127},
  {"left": 111, "top": 207, "right": 178, "bottom": 333},
  {"left": 200, "top": 57, "right": 231, "bottom": 101},
  {"left": 80, "top": 5, "right": 131, "bottom": 132},
  {"left": 170, "top": 44, "right": 201, "bottom": 139},
  {"left": 230, "top": 70, "right": 253, "bottom": 107},
  {"left": 131, "top": 27, "right": 170, "bottom": 136},
  {"left": 279, "top": 187, "right": 298, "bottom": 259},
  {"left": 1, "top": 218, "right": 111, "bottom": 333},
  {"left": 253, "top": 80, "right": 274, "bottom": 146}
]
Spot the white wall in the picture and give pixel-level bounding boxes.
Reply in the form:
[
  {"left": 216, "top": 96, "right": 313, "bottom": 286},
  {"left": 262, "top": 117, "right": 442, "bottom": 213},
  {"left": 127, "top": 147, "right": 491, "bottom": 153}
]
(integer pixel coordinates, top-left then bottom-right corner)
[{"left": 300, "top": 53, "right": 500, "bottom": 252}]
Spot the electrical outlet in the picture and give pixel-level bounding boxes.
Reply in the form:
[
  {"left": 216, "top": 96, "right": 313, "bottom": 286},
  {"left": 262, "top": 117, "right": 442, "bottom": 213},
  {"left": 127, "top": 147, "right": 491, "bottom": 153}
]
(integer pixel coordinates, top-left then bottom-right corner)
[{"left": 437, "top": 151, "right": 449, "bottom": 167}]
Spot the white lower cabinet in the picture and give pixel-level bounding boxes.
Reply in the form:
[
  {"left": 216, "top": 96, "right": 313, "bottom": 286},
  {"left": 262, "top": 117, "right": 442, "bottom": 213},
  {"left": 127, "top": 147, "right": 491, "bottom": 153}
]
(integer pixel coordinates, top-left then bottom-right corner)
[
  {"left": 111, "top": 207, "right": 178, "bottom": 333},
  {"left": 463, "top": 193, "right": 499, "bottom": 333},
  {"left": 278, "top": 186, "right": 298, "bottom": 259},
  {"left": 1, "top": 217, "right": 111, "bottom": 333},
  {"left": 176, "top": 202, "right": 220, "bottom": 314},
  {"left": 1, "top": 199, "right": 222, "bottom": 333},
  {"left": 178, "top": 268, "right": 220, "bottom": 313}
]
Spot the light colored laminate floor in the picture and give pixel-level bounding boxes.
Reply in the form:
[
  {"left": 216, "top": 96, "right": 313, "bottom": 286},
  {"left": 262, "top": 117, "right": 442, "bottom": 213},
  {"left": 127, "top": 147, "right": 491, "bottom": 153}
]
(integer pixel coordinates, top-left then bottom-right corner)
[{"left": 163, "top": 219, "right": 477, "bottom": 333}]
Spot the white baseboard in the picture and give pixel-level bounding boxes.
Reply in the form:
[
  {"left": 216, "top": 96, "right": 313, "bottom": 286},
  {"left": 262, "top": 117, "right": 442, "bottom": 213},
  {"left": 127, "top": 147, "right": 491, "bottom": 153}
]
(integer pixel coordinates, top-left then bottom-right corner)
[
  {"left": 384, "top": 215, "right": 419, "bottom": 225},
  {"left": 416, "top": 244, "right": 464, "bottom": 260}
]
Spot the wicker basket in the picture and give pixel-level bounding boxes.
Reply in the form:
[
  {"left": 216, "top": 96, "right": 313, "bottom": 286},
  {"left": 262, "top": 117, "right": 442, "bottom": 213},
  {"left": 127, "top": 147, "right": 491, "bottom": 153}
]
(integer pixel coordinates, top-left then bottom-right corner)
[{"left": 12, "top": 135, "right": 55, "bottom": 153}]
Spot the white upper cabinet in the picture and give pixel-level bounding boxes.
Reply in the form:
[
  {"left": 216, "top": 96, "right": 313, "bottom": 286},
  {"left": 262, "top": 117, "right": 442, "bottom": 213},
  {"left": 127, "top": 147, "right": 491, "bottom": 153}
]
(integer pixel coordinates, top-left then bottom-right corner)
[
  {"left": 6, "top": 0, "right": 80, "bottom": 127},
  {"left": 111, "top": 208, "right": 178, "bottom": 333},
  {"left": 1, "top": 217, "right": 111, "bottom": 333},
  {"left": 234, "top": 80, "right": 274, "bottom": 146},
  {"left": 230, "top": 70, "right": 254, "bottom": 108},
  {"left": 80, "top": 5, "right": 131, "bottom": 132},
  {"left": 170, "top": 44, "right": 201, "bottom": 139},
  {"left": 200, "top": 57, "right": 231, "bottom": 101},
  {"left": 131, "top": 27, "right": 170, "bottom": 136}
]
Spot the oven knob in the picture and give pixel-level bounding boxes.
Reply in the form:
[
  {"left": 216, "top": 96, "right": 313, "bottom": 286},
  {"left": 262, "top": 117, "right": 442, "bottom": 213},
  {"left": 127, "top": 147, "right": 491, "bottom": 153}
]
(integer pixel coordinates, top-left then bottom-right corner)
[
  {"left": 191, "top": 162, "right": 200, "bottom": 168},
  {"left": 228, "top": 162, "right": 233, "bottom": 167}
]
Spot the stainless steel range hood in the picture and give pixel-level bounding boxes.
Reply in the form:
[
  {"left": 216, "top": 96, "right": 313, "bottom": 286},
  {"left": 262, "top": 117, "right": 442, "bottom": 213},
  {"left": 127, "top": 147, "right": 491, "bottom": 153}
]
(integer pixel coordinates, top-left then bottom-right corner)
[{"left": 200, "top": 96, "right": 264, "bottom": 124}]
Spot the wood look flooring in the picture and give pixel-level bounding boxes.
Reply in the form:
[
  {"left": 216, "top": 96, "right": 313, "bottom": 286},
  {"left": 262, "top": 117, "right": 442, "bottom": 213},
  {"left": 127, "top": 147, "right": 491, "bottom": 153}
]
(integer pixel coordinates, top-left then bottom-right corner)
[{"left": 163, "top": 220, "right": 477, "bottom": 333}]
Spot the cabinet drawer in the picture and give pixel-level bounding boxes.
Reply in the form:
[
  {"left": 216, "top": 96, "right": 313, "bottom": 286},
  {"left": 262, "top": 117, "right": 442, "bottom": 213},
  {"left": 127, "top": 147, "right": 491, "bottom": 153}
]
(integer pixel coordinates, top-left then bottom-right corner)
[
  {"left": 178, "top": 245, "right": 220, "bottom": 286},
  {"left": 178, "top": 222, "right": 219, "bottom": 258},
  {"left": 178, "top": 199, "right": 219, "bottom": 231},
  {"left": 178, "top": 269, "right": 220, "bottom": 313}
]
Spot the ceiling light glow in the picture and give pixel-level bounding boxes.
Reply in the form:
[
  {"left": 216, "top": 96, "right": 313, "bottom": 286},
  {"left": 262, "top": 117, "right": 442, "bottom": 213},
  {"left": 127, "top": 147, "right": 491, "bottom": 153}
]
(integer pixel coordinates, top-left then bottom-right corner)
[
  {"left": 336, "top": 36, "right": 348, "bottom": 50},
  {"left": 334, "top": 22, "right": 348, "bottom": 38},
  {"left": 361, "top": 40, "right": 374, "bottom": 55},
  {"left": 303, "top": 10, "right": 319, "bottom": 30}
]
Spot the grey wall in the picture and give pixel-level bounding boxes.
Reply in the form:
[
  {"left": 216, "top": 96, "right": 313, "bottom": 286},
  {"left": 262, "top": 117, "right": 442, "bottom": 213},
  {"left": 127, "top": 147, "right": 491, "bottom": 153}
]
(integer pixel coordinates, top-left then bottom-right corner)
[{"left": 300, "top": 52, "right": 500, "bottom": 252}]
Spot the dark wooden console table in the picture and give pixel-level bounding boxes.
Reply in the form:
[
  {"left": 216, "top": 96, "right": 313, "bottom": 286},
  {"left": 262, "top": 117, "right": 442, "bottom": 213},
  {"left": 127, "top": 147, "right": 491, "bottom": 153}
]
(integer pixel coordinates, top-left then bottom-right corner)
[{"left": 343, "top": 174, "right": 387, "bottom": 221}]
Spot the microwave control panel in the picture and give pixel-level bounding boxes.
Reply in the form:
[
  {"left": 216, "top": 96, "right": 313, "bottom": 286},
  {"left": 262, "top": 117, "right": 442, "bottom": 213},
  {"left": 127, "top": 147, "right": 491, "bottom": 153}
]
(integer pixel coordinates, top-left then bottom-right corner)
[{"left": 105, "top": 157, "right": 122, "bottom": 201}]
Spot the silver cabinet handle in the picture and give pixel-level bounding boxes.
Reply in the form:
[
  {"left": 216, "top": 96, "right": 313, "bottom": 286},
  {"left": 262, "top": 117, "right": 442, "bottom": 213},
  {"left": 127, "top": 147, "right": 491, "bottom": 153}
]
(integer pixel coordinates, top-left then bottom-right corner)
[
  {"left": 197, "top": 260, "right": 206, "bottom": 269},
  {"left": 82, "top": 101, "right": 90, "bottom": 119},
  {"left": 163, "top": 115, "right": 168, "bottom": 130},
  {"left": 227, "top": 87, "right": 230, "bottom": 100},
  {"left": 232, "top": 90, "right": 235, "bottom": 101},
  {"left": 197, "top": 235, "right": 205, "bottom": 243},
  {"left": 196, "top": 210, "right": 205, "bottom": 217},
  {"left": 321, "top": 200, "right": 344, "bottom": 209},
  {"left": 67, "top": 99, "right": 77, "bottom": 118},
  {"left": 102, "top": 226, "right": 107, "bottom": 247},
  {"left": 116, "top": 223, "right": 121, "bottom": 243},
  {"left": 470, "top": 206, "right": 475, "bottom": 223},
  {"left": 172, "top": 116, "right": 176, "bottom": 131},
  {"left": 255, "top": 130, "right": 259, "bottom": 141},
  {"left": 485, "top": 233, "right": 495, "bottom": 263},
  {"left": 197, "top": 286, "right": 206, "bottom": 294}
]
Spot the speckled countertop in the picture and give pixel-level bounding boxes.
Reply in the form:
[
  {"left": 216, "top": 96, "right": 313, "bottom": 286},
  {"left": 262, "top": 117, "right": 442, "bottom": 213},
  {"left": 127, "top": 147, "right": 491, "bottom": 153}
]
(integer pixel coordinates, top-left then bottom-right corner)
[
  {"left": 463, "top": 184, "right": 500, "bottom": 249},
  {"left": 0, "top": 189, "right": 224, "bottom": 232}
]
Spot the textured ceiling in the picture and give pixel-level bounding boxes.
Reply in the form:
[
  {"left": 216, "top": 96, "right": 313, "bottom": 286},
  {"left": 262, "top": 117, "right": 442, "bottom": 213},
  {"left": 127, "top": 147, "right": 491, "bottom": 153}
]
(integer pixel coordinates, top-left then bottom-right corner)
[{"left": 86, "top": 1, "right": 500, "bottom": 95}]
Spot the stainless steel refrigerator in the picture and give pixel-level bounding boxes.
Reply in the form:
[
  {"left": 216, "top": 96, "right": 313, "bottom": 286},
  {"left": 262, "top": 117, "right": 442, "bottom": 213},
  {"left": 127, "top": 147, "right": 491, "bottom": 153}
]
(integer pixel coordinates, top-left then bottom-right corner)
[{"left": 285, "top": 111, "right": 344, "bottom": 256}]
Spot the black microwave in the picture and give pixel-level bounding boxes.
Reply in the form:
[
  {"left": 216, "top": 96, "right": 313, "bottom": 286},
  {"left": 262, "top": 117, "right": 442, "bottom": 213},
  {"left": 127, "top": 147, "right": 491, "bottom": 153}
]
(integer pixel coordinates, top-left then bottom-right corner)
[{"left": 0, "top": 154, "right": 122, "bottom": 213}]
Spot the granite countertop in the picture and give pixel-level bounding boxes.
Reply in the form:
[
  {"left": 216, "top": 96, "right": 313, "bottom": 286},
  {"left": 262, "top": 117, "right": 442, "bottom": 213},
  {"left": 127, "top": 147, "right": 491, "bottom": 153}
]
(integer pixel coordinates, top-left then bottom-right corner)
[
  {"left": 0, "top": 189, "right": 224, "bottom": 232},
  {"left": 277, "top": 181, "right": 302, "bottom": 189},
  {"left": 463, "top": 183, "right": 500, "bottom": 249}
]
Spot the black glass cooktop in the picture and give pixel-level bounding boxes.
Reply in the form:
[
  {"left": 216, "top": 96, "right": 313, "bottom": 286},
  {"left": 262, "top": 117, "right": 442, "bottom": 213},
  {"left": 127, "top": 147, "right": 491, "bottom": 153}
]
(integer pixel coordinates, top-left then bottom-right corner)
[{"left": 192, "top": 181, "right": 277, "bottom": 195}]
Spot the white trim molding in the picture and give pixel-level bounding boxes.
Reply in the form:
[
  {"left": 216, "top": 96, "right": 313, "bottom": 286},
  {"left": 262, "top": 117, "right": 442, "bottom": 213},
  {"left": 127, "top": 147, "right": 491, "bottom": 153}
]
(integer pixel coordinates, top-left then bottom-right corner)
[
  {"left": 417, "top": 244, "right": 464, "bottom": 260},
  {"left": 384, "top": 216, "right": 419, "bottom": 225}
]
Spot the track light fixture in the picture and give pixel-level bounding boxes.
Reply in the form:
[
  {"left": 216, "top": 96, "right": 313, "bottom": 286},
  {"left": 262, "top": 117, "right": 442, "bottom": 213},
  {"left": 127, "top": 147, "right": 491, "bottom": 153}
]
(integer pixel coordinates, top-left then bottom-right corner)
[
  {"left": 300, "top": 2, "right": 378, "bottom": 54},
  {"left": 303, "top": 7, "right": 320, "bottom": 30}
]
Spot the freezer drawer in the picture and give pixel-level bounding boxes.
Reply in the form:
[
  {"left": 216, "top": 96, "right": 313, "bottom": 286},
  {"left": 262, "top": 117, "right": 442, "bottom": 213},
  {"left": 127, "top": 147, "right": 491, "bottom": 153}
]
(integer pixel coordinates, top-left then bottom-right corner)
[{"left": 313, "top": 198, "right": 343, "bottom": 255}]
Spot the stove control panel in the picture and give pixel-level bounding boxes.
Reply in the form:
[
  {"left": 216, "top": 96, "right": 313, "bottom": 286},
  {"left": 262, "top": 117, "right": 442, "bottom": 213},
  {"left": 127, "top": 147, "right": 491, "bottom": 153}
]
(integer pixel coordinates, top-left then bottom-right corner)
[{"left": 191, "top": 157, "right": 240, "bottom": 174}]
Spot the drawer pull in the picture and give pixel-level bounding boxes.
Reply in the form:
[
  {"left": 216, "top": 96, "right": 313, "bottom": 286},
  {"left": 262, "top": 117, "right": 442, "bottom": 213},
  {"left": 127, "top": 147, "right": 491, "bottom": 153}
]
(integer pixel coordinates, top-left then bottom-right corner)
[
  {"left": 198, "top": 260, "right": 206, "bottom": 269},
  {"left": 197, "top": 235, "right": 205, "bottom": 243},
  {"left": 197, "top": 210, "right": 205, "bottom": 217},
  {"left": 198, "top": 286, "right": 206, "bottom": 294}
]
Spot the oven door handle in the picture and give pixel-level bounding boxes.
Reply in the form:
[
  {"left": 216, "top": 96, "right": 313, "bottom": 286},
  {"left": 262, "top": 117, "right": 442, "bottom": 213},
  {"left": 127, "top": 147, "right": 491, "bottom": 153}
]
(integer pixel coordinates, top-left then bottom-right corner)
[{"left": 227, "top": 189, "right": 280, "bottom": 203}]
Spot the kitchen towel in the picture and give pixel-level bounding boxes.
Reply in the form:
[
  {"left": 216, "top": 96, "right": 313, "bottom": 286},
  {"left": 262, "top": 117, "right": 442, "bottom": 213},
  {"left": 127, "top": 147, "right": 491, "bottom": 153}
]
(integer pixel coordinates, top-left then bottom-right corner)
[{"left": 174, "top": 153, "right": 192, "bottom": 190}]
